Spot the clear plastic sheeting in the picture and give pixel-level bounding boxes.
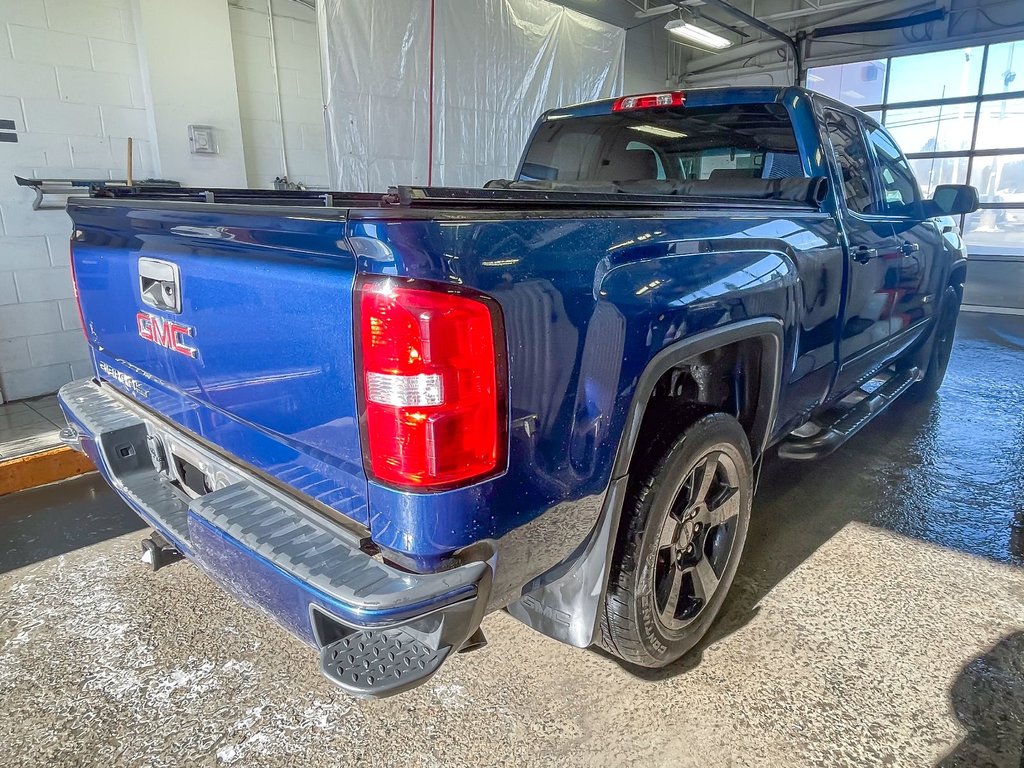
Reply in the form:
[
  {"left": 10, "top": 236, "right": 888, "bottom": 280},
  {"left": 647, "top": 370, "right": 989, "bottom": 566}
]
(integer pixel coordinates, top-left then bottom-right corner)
[
  {"left": 433, "top": 0, "right": 625, "bottom": 188},
  {"left": 317, "top": 0, "right": 432, "bottom": 192},
  {"left": 318, "top": 0, "right": 624, "bottom": 191}
]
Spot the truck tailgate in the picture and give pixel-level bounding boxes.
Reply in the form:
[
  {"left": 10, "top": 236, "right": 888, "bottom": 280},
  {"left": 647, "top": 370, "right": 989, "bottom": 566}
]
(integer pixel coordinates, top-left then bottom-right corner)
[{"left": 68, "top": 199, "right": 368, "bottom": 526}]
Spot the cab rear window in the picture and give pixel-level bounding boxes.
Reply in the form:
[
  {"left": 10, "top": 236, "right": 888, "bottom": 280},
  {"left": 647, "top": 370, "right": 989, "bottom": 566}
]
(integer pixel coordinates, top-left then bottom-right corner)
[{"left": 519, "top": 103, "right": 803, "bottom": 184}]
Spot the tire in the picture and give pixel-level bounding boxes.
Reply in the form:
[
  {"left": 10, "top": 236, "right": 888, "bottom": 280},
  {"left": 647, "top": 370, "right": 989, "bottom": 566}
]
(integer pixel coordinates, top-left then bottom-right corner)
[
  {"left": 600, "top": 411, "right": 753, "bottom": 668},
  {"left": 910, "top": 284, "right": 960, "bottom": 399}
]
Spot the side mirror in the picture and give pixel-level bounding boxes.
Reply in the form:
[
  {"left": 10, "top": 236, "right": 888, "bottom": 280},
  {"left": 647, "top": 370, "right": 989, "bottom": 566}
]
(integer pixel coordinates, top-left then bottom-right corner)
[{"left": 929, "top": 184, "right": 980, "bottom": 216}]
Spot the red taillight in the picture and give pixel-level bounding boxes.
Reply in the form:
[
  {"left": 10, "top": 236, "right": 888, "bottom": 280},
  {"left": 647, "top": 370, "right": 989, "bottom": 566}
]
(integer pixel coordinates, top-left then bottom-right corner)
[
  {"left": 356, "top": 276, "right": 507, "bottom": 490},
  {"left": 612, "top": 91, "right": 685, "bottom": 111}
]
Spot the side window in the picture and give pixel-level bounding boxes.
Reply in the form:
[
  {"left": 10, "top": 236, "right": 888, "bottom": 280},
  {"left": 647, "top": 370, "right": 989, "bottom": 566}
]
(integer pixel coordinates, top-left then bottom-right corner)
[
  {"left": 822, "top": 107, "right": 878, "bottom": 215},
  {"left": 866, "top": 127, "right": 922, "bottom": 215}
]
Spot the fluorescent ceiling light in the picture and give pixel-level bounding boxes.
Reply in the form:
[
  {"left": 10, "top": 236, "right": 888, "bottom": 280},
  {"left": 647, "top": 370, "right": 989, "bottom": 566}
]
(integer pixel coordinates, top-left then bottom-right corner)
[
  {"left": 630, "top": 125, "right": 688, "bottom": 139},
  {"left": 665, "top": 19, "right": 732, "bottom": 51}
]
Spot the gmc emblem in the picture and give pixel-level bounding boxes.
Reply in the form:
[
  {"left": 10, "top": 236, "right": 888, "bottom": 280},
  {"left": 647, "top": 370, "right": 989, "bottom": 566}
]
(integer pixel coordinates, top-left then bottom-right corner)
[{"left": 137, "top": 312, "right": 198, "bottom": 358}]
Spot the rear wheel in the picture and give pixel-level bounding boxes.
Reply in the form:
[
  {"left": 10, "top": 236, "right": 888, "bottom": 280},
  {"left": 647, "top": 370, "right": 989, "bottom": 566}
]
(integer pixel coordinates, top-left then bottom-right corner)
[
  {"left": 910, "top": 284, "right": 960, "bottom": 398},
  {"left": 600, "top": 412, "right": 752, "bottom": 668}
]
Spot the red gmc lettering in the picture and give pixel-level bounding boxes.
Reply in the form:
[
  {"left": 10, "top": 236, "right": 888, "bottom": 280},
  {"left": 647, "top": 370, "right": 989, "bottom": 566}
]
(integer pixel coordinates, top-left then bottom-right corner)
[{"left": 137, "top": 312, "right": 198, "bottom": 358}]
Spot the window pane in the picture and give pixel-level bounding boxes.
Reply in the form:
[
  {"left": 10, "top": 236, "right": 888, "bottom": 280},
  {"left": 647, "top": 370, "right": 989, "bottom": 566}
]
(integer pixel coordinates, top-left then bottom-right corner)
[
  {"left": 983, "top": 40, "right": 1023, "bottom": 95},
  {"left": 519, "top": 104, "right": 798, "bottom": 183},
  {"left": 867, "top": 126, "right": 921, "bottom": 214},
  {"left": 887, "top": 47, "right": 982, "bottom": 104},
  {"left": 975, "top": 98, "right": 1024, "bottom": 150},
  {"left": 969, "top": 153, "right": 1024, "bottom": 203},
  {"left": 907, "top": 155, "right": 969, "bottom": 198},
  {"left": 961, "top": 258, "right": 1024, "bottom": 310},
  {"left": 806, "top": 60, "right": 886, "bottom": 107},
  {"left": 964, "top": 209, "right": 1024, "bottom": 257},
  {"left": 822, "top": 108, "right": 878, "bottom": 214},
  {"left": 884, "top": 104, "right": 976, "bottom": 153}
]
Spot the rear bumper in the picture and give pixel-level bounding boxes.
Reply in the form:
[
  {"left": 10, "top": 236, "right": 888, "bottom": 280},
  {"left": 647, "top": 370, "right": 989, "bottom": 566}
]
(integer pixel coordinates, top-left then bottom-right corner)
[{"left": 57, "top": 378, "right": 492, "bottom": 698}]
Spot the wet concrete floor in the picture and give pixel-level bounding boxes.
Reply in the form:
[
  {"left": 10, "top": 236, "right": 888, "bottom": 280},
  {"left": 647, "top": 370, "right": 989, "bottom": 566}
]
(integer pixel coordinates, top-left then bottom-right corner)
[{"left": 1, "top": 312, "right": 1023, "bottom": 767}]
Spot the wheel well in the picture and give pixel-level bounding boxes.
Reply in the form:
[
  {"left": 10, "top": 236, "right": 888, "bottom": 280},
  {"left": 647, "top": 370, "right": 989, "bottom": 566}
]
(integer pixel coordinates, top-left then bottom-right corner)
[{"left": 627, "top": 337, "right": 768, "bottom": 475}]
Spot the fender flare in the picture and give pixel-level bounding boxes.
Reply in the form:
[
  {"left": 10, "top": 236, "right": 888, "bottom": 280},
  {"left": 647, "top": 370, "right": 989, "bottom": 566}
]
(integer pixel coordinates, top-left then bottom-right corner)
[
  {"left": 612, "top": 316, "right": 785, "bottom": 477},
  {"left": 505, "top": 316, "right": 786, "bottom": 648}
]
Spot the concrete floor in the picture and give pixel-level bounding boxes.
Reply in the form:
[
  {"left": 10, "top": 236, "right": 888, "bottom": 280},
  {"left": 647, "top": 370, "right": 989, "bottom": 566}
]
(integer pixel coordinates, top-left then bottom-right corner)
[{"left": 1, "top": 313, "right": 1023, "bottom": 768}]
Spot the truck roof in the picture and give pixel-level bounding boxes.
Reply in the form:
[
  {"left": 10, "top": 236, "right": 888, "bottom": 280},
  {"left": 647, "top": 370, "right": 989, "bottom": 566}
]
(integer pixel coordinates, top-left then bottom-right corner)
[{"left": 543, "top": 85, "right": 878, "bottom": 127}]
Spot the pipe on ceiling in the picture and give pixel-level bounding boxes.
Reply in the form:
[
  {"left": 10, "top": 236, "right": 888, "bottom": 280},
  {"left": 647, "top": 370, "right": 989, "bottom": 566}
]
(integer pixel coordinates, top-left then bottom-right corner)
[
  {"left": 811, "top": 7, "right": 946, "bottom": 38},
  {"left": 694, "top": 0, "right": 803, "bottom": 84}
]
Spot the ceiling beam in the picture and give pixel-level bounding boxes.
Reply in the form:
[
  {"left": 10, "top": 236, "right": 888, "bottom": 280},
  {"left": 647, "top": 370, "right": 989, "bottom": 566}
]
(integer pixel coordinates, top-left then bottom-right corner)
[
  {"left": 701, "top": 0, "right": 897, "bottom": 30},
  {"left": 683, "top": 0, "right": 935, "bottom": 75},
  {"left": 696, "top": 0, "right": 802, "bottom": 82}
]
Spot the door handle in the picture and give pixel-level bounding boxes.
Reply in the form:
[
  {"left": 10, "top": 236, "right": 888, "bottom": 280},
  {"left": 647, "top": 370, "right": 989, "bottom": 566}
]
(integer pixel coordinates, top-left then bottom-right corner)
[
  {"left": 852, "top": 245, "right": 877, "bottom": 264},
  {"left": 899, "top": 241, "right": 920, "bottom": 256}
]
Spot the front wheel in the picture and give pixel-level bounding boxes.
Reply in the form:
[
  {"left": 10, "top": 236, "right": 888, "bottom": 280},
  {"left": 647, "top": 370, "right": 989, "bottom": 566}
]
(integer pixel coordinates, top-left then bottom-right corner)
[
  {"left": 910, "top": 284, "right": 960, "bottom": 398},
  {"left": 600, "top": 412, "right": 752, "bottom": 668}
]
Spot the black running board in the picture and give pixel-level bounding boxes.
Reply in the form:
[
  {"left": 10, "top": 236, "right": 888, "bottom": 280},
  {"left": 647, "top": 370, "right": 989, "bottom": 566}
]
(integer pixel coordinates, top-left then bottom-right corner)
[{"left": 778, "top": 368, "right": 920, "bottom": 461}]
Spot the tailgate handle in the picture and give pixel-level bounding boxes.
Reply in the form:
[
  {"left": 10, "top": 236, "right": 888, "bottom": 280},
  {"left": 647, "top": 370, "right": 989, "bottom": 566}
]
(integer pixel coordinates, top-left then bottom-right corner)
[{"left": 138, "top": 258, "right": 181, "bottom": 314}]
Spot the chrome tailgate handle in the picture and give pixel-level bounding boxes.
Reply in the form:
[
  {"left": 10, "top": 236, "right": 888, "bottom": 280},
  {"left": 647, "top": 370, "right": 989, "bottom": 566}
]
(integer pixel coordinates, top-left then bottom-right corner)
[{"left": 138, "top": 257, "right": 181, "bottom": 313}]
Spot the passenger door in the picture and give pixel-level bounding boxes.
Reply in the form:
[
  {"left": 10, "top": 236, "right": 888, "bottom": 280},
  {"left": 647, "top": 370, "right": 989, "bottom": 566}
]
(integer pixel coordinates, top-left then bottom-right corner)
[
  {"left": 819, "top": 106, "right": 905, "bottom": 396},
  {"left": 863, "top": 124, "right": 944, "bottom": 350}
]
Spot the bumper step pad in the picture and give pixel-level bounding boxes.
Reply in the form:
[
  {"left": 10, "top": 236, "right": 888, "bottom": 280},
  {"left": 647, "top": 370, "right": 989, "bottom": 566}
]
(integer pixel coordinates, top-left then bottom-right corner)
[{"left": 320, "top": 628, "right": 451, "bottom": 697}]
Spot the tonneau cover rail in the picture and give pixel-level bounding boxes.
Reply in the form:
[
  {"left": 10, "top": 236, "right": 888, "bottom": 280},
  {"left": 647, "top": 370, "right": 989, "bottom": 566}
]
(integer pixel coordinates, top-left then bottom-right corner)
[
  {"left": 86, "top": 182, "right": 824, "bottom": 212},
  {"left": 387, "top": 183, "right": 823, "bottom": 210},
  {"left": 91, "top": 184, "right": 386, "bottom": 208}
]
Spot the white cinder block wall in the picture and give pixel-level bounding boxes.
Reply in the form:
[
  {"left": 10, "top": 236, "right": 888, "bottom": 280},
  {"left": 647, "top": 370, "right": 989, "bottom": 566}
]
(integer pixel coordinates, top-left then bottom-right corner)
[
  {"left": 0, "top": 0, "right": 155, "bottom": 401},
  {"left": 229, "top": 0, "right": 328, "bottom": 189},
  {"left": 0, "top": 0, "right": 329, "bottom": 402},
  {"left": 135, "top": 0, "right": 249, "bottom": 189}
]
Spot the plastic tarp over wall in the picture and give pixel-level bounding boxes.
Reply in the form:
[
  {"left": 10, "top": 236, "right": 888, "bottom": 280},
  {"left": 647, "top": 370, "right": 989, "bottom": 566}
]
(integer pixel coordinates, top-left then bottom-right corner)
[{"left": 318, "top": 0, "right": 625, "bottom": 191}]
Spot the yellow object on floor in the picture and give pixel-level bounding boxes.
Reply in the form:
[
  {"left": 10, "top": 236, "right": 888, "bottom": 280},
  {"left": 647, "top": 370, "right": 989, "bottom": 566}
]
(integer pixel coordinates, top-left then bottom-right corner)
[{"left": 0, "top": 447, "right": 95, "bottom": 497}]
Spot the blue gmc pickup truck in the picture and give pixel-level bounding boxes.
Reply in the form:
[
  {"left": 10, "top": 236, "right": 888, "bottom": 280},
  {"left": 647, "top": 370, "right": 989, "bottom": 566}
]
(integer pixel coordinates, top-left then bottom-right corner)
[{"left": 57, "top": 87, "right": 978, "bottom": 698}]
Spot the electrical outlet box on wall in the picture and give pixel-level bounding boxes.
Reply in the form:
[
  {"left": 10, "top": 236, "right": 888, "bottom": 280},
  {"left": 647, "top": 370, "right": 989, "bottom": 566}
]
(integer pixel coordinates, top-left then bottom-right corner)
[{"left": 188, "top": 125, "right": 218, "bottom": 154}]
